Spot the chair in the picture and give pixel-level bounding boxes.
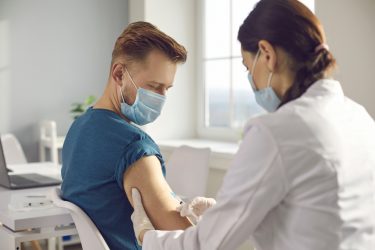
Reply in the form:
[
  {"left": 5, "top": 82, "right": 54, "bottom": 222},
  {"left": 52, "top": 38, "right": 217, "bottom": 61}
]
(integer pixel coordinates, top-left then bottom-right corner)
[
  {"left": 39, "top": 120, "right": 65, "bottom": 164},
  {"left": 0, "top": 133, "right": 27, "bottom": 164},
  {"left": 166, "top": 145, "right": 211, "bottom": 199},
  {"left": 50, "top": 187, "right": 110, "bottom": 250}
]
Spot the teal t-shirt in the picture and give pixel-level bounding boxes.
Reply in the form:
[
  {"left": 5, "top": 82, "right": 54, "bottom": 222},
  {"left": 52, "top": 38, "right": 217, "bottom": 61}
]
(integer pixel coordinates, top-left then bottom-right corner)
[{"left": 61, "top": 107, "right": 165, "bottom": 250}]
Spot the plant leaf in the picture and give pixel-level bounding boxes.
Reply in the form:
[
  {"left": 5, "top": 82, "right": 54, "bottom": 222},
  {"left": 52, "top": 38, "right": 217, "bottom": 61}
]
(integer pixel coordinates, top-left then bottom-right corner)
[{"left": 84, "top": 95, "right": 96, "bottom": 105}]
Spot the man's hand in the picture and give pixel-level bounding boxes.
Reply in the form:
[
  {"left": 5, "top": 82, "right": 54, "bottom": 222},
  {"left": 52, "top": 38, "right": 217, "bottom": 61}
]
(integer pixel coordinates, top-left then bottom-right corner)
[
  {"left": 177, "top": 197, "right": 216, "bottom": 224},
  {"left": 131, "top": 188, "right": 154, "bottom": 245}
]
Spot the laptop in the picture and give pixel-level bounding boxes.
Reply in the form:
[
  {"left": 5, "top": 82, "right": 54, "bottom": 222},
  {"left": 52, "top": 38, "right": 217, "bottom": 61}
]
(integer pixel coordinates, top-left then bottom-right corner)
[{"left": 0, "top": 139, "right": 61, "bottom": 189}]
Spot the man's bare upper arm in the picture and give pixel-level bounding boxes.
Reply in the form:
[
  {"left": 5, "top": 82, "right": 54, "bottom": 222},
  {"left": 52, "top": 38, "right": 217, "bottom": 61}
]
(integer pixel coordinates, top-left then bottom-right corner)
[{"left": 123, "top": 155, "right": 192, "bottom": 230}]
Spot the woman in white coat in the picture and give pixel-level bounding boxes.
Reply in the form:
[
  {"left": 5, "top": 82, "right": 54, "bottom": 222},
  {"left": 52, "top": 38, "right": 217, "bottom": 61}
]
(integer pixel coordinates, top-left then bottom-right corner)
[{"left": 130, "top": 0, "right": 375, "bottom": 249}]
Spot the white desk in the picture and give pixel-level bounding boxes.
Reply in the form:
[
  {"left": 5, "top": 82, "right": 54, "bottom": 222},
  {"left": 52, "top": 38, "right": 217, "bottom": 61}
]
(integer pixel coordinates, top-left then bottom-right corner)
[{"left": 0, "top": 163, "right": 77, "bottom": 250}]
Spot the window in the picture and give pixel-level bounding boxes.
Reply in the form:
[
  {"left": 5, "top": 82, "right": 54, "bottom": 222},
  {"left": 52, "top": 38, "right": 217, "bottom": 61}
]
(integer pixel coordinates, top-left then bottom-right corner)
[{"left": 198, "top": 0, "right": 314, "bottom": 140}]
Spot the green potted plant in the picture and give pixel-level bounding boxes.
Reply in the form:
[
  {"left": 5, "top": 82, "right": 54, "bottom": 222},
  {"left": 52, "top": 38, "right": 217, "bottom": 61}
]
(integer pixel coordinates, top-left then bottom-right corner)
[{"left": 70, "top": 95, "right": 96, "bottom": 120}]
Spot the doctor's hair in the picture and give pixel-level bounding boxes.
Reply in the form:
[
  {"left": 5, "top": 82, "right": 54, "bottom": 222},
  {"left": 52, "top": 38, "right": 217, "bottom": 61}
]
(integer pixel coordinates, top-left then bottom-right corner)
[
  {"left": 111, "top": 21, "right": 187, "bottom": 65},
  {"left": 238, "top": 0, "right": 336, "bottom": 108}
]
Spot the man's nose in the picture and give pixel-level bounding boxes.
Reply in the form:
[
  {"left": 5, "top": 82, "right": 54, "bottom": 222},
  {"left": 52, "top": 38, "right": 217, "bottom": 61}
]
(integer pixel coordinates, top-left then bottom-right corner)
[{"left": 158, "top": 88, "right": 167, "bottom": 96}]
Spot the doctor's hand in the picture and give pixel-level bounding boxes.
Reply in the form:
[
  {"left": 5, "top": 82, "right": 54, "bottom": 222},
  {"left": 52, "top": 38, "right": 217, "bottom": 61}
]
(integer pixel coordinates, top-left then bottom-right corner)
[
  {"left": 130, "top": 188, "right": 154, "bottom": 245},
  {"left": 177, "top": 197, "right": 216, "bottom": 224}
]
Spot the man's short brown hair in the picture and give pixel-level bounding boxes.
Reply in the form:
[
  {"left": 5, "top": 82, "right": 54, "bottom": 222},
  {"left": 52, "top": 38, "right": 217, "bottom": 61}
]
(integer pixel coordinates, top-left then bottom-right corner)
[{"left": 112, "top": 21, "right": 187, "bottom": 65}]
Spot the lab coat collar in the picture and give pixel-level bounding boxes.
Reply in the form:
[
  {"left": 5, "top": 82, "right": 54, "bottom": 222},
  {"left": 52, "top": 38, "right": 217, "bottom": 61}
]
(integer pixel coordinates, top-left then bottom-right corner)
[
  {"left": 243, "top": 78, "right": 343, "bottom": 134},
  {"left": 303, "top": 78, "right": 343, "bottom": 98}
]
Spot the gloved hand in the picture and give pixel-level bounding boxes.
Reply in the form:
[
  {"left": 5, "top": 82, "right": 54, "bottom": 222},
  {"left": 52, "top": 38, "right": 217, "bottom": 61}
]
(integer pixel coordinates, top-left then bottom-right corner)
[
  {"left": 177, "top": 197, "right": 216, "bottom": 224},
  {"left": 130, "top": 188, "right": 154, "bottom": 245}
]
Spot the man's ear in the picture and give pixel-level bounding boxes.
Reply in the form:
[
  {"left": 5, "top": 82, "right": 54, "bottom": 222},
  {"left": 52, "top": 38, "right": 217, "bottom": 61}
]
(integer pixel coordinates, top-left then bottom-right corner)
[
  {"left": 111, "top": 63, "right": 124, "bottom": 86},
  {"left": 258, "top": 40, "right": 277, "bottom": 72}
]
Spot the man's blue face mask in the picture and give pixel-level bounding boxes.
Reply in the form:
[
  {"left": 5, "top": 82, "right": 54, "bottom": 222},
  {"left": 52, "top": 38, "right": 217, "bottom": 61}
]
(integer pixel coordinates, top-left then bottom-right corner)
[
  {"left": 248, "top": 50, "right": 281, "bottom": 112},
  {"left": 120, "top": 67, "right": 166, "bottom": 126}
]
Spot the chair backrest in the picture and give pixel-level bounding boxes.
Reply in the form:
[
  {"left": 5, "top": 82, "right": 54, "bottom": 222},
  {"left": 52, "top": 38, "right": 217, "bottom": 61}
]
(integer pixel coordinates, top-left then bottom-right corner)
[
  {"left": 50, "top": 188, "right": 110, "bottom": 250},
  {"left": 0, "top": 133, "right": 27, "bottom": 164},
  {"left": 166, "top": 145, "right": 211, "bottom": 198},
  {"left": 40, "top": 120, "right": 57, "bottom": 142}
]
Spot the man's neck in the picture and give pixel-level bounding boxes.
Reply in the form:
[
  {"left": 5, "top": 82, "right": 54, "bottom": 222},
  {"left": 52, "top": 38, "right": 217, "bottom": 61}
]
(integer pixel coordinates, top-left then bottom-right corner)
[
  {"left": 93, "top": 84, "right": 131, "bottom": 123},
  {"left": 94, "top": 93, "right": 116, "bottom": 112}
]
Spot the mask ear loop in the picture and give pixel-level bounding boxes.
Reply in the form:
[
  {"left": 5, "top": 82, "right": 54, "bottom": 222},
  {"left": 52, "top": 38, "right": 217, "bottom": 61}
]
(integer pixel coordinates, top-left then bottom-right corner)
[
  {"left": 124, "top": 67, "right": 139, "bottom": 90},
  {"left": 255, "top": 50, "right": 273, "bottom": 88},
  {"left": 267, "top": 72, "right": 273, "bottom": 87},
  {"left": 251, "top": 50, "right": 261, "bottom": 76},
  {"left": 250, "top": 50, "right": 261, "bottom": 90},
  {"left": 120, "top": 66, "right": 138, "bottom": 104},
  {"left": 119, "top": 86, "right": 126, "bottom": 103}
]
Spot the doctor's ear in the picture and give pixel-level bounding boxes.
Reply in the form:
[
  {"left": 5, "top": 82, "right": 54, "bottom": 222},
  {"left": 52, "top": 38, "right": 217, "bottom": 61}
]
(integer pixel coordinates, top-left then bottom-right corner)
[
  {"left": 258, "top": 40, "right": 277, "bottom": 72},
  {"left": 111, "top": 63, "right": 125, "bottom": 85}
]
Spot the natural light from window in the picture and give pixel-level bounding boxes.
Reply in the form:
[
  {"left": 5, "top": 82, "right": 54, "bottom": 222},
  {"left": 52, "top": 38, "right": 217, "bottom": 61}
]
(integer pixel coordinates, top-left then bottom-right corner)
[{"left": 203, "top": 0, "right": 315, "bottom": 129}]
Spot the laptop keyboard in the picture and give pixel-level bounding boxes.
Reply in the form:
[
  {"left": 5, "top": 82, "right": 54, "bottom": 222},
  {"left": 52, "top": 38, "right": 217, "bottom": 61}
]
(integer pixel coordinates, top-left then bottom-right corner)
[
  {"left": 10, "top": 175, "right": 40, "bottom": 185},
  {"left": 9, "top": 173, "right": 60, "bottom": 186}
]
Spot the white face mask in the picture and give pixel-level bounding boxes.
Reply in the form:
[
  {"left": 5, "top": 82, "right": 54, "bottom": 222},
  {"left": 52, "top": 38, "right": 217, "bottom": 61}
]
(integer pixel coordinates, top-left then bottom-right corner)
[
  {"left": 120, "top": 67, "right": 166, "bottom": 125},
  {"left": 247, "top": 50, "right": 281, "bottom": 112}
]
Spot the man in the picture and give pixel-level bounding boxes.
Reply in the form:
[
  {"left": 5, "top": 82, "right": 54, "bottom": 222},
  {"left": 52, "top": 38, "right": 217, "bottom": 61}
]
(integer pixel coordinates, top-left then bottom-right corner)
[{"left": 61, "top": 21, "right": 191, "bottom": 249}]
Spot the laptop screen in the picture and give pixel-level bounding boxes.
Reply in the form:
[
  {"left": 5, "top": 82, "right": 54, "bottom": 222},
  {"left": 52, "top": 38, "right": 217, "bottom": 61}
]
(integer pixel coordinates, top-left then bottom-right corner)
[{"left": 0, "top": 138, "right": 12, "bottom": 187}]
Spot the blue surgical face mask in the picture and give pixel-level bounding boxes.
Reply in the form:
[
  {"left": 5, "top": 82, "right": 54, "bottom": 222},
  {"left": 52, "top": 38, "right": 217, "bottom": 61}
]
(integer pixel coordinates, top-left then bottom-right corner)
[
  {"left": 120, "top": 68, "right": 166, "bottom": 125},
  {"left": 248, "top": 50, "right": 281, "bottom": 112}
]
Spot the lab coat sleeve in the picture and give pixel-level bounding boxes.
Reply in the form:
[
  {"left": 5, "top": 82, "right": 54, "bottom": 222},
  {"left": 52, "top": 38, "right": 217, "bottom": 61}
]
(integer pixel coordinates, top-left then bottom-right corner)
[{"left": 142, "top": 122, "right": 289, "bottom": 250}]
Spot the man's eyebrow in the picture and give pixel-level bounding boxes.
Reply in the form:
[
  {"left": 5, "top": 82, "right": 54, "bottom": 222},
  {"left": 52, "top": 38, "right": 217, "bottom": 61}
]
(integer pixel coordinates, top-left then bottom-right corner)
[{"left": 150, "top": 81, "right": 173, "bottom": 89}]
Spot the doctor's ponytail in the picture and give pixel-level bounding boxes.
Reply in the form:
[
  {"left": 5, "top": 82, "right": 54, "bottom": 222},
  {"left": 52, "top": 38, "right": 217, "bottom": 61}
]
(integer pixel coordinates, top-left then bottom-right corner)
[
  {"left": 238, "top": 0, "right": 337, "bottom": 108},
  {"left": 282, "top": 45, "right": 336, "bottom": 106}
]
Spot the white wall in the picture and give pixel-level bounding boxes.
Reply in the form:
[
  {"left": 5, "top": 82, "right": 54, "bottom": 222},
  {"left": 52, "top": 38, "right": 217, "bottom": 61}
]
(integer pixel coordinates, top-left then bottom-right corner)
[
  {"left": 0, "top": 0, "right": 129, "bottom": 161},
  {"left": 129, "top": 0, "right": 197, "bottom": 141},
  {"left": 316, "top": 0, "right": 375, "bottom": 118},
  {"left": 1, "top": 0, "right": 373, "bottom": 161}
]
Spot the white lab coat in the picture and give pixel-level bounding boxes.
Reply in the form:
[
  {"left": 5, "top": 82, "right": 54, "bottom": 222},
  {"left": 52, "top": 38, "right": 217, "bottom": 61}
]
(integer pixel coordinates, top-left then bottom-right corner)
[{"left": 143, "top": 79, "right": 375, "bottom": 250}]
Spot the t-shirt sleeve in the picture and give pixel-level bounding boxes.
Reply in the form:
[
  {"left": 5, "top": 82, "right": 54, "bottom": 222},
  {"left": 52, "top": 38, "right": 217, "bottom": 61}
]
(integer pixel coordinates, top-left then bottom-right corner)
[{"left": 114, "top": 135, "right": 165, "bottom": 190}]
